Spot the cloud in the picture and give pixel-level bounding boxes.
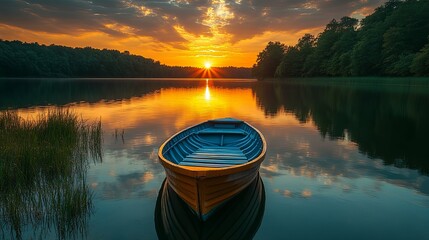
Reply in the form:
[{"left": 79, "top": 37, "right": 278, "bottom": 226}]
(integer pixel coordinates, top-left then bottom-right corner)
[
  {"left": 225, "top": 0, "right": 385, "bottom": 41},
  {"left": 0, "top": 0, "right": 208, "bottom": 43},
  {"left": 0, "top": 0, "right": 387, "bottom": 66},
  {"left": 97, "top": 171, "right": 158, "bottom": 200},
  {"left": 0, "top": 0, "right": 113, "bottom": 35},
  {"left": 0, "top": 0, "right": 386, "bottom": 43}
]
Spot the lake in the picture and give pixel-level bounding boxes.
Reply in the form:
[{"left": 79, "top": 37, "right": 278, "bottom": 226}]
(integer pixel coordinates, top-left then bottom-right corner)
[{"left": 1, "top": 78, "right": 429, "bottom": 240}]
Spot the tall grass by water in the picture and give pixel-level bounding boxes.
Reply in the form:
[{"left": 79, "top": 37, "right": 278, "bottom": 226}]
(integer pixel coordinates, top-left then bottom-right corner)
[{"left": 0, "top": 109, "right": 102, "bottom": 239}]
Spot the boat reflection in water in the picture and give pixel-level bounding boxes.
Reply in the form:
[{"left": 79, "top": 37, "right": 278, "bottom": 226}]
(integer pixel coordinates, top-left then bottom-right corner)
[{"left": 155, "top": 175, "right": 265, "bottom": 240}]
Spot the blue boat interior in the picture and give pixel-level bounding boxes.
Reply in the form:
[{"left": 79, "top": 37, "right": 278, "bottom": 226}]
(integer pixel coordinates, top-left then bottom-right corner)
[{"left": 162, "top": 118, "right": 263, "bottom": 168}]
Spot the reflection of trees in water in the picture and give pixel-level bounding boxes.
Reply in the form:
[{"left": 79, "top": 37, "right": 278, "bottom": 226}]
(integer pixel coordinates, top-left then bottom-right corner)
[
  {"left": 0, "top": 79, "right": 256, "bottom": 110},
  {"left": 253, "top": 81, "right": 429, "bottom": 175},
  {"left": 0, "top": 79, "right": 199, "bottom": 109},
  {"left": 0, "top": 110, "right": 102, "bottom": 239}
]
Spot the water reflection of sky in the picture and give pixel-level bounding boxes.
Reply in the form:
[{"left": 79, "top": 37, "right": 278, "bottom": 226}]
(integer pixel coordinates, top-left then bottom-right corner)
[{"left": 8, "top": 79, "right": 429, "bottom": 240}]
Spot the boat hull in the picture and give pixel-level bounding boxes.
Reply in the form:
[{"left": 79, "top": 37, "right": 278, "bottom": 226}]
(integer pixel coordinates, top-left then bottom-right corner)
[{"left": 162, "top": 158, "right": 262, "bottom": 219}]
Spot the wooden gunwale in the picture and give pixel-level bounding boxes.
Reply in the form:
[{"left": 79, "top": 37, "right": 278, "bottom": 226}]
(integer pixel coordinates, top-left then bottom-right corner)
[{"left": 158, "top": 120, "right": 267, "bottom": 178}]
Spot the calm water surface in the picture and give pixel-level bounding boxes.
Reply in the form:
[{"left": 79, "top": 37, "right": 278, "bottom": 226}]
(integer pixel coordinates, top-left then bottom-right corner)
[{"left": 1, "top": 78, "right": 429, "bottom": 239}]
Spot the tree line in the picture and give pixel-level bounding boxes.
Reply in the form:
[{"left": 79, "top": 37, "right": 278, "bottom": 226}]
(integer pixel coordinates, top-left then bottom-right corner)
[
  {"left": 0, "top": 40, "right": 251, "bottom": 78},
  {"left": 253, "top": 0, "right": 429, "bottom": 79}
]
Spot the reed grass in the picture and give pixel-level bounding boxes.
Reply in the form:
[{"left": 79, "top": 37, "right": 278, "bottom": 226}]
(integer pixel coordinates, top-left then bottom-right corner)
[{"left": 0, "top": 109, "right": 102, "bottom": 239}]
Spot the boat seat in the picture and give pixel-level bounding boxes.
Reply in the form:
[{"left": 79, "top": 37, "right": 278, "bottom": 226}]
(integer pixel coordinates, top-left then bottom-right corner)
[
  {"left": 180, "top": 158, "right": 248, "bottom": 167},
  {"left": 179, "top": 145, "right": 248, "bottom": 167},
  {"left": 194, "top": 147, "right": 246, "bottom": 157},
  {"left": 179, "top": 162, "right": 238, "bottom": 168},
  {"left": 195, "top": 146, "right": 243, "bottom": 153},
  {"left": 197, "top": 128, "right": 246, "bottom": 135},
  {"left": 186, "top": 153, "right": 247, "bottom": 160}
]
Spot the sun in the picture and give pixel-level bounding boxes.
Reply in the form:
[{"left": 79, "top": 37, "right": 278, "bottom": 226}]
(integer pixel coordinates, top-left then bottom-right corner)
[{"left": 204, "top": 62, "right": 212, "bottom": 69}]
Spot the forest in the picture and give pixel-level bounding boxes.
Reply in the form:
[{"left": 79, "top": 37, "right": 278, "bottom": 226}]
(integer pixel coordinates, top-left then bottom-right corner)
[
  {"left": 252, "top": 0, "right": 429, "bottom": 79},
  {"left": 0, "top": 40, "right": 251, "bottom": 78}
]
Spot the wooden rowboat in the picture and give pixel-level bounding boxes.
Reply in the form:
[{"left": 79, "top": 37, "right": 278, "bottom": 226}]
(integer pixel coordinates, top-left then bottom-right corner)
[
  {"left": 155, "top": 175, "right": 265, "bottom": 240},
  {"left": 158, "top": 118, "right": 266, "bottom": 220}
]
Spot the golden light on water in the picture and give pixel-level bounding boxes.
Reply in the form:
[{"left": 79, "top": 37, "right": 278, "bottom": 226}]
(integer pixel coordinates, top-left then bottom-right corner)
[
  {"left": 205, "top": 79, "right": 211, "bottom": 101},
  {"left": 16, "top": 82, "right": 309, "bottom": 134}
]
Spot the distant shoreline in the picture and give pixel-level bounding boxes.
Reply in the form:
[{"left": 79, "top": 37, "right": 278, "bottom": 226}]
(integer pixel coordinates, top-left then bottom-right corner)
[
  {"left": 259, "top": 77, "right": 429, "bottom": 88},
  {"left": 0, "top": 40, "right": 252, "bottom": 78},
  {"left": 0, "top": 77, "right": 257, "bottom": 80}
]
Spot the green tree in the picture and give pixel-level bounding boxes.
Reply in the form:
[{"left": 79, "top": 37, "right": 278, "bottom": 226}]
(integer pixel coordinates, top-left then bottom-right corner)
[
  {"left": 255, "top": 0, "right": 429, "bottom": 78},
  {"left": 276, "top": 34, "right": 315, "bottom": 77},
  {"left": 325, "top": 17, "right": 359, "bottom": 76},
  {"left": 252, "top": 41, "right": 285, "bottom": 79},
  {"left": 275, "top": 46, "right": 300, "bottom": 77},
  {"left": 411, "top": 39, "right": 429, "bottom": 76}
]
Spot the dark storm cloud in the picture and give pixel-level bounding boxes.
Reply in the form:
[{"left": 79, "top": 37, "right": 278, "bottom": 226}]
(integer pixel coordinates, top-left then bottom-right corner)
[{"left": 0, "top": 0, "right": 386, "bottom": 43}]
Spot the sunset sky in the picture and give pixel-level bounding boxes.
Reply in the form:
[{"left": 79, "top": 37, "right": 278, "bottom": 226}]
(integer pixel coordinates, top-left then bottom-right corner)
[{"left": 0, "top": 0, "right": 385, "bottom": 67}]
